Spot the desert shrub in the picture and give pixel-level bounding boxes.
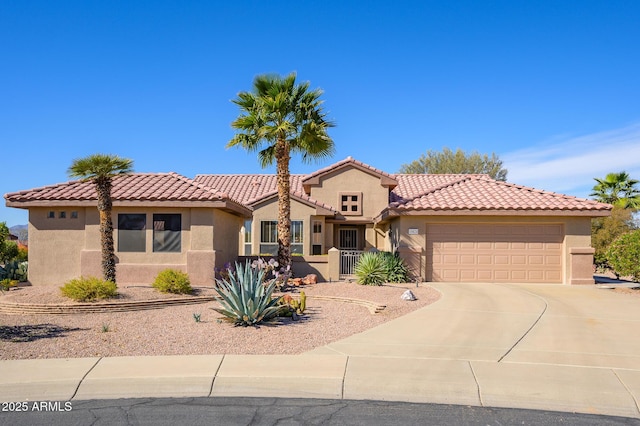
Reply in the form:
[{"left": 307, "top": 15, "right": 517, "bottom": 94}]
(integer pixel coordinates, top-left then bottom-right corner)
[
  {"left": 212, "top": 261, "right": 282, "bottom": 326},
  {"left": 592, "top": 206, "right": 636, "bottom": 270},
  {"left": 380, "top": 251, "right": 409, "bottom": 283},
  {"left": 606, "top": 230, "right": 640, "bottom": 281},
  {"left": 60, "top": 277, "right": 118, "bottom": 302},
  {"left": 0, "top": 278, "right": 18, "bottom": 292},
  {"left": 152, "top": 269, "right": 192, "bottom": 294},
  {"left": 354, "top": 252, "right": 387, "bottom": 286}
]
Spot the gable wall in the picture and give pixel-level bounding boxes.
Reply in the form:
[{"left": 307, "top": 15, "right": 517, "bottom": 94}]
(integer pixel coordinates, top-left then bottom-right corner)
[{"left": 309, "top": 168, "right": 390, "bottom": 219}]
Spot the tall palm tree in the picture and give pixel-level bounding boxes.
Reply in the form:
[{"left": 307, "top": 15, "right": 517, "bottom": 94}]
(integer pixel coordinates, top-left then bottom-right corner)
[
  {"left": 68, "top": 154, "right": 133, "bottom": 283},
  {"left": 591, "top": 171, "right": 640, "bottom": 209},
  {"left": 228, "top": 73, "right": 335, "bottom": 271}
]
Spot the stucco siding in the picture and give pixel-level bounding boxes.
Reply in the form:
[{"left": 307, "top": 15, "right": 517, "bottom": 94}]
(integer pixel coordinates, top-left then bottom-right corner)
[
  {"left": 309, "top": 168, "right": 389, "bottom": 219},
  {"left": 249, "top": 197, "right": 315, "bottom": 255},
  {"left": 28, "top": 207, "right": 86, "bottom": 285}
]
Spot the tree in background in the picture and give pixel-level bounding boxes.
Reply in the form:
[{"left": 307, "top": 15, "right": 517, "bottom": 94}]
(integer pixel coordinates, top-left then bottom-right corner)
[
  {"left": 68, "top": 154, "right": 133, "bottom": 284},
  {"left": 398, "top": 147, "right": 508, "bottom": 181},
  {"left": 590, "top": 171, "right": 640, "bottom": 209},
  {"left": 228, "top": 73, "right": 335, "bottom": 271},
  {"left": 592, "top": 206, "right": 636, "bottom": 270},
  {"left": 0, "top": 222, "right": 17, "bottom": 263}
]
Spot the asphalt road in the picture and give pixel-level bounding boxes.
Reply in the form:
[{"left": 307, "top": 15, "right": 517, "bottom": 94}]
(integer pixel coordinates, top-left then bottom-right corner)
[{"left": 1, "top": 397, "right": 638, "bottom": 426}]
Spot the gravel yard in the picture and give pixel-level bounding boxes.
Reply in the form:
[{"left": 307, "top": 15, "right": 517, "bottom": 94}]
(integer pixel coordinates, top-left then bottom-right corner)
[{"left": 0, "top": 282, "right": 440, "bottom": 360}]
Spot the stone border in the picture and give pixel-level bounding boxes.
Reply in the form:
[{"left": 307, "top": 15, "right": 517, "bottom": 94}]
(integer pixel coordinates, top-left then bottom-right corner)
[{"left": 0, "top": 295, "right": 386, "bottom": 315}]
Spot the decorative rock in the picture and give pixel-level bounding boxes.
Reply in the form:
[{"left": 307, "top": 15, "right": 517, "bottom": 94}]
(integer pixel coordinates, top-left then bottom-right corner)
[
  {"left": 303, "top": 274, "right": 318, "bottom": 285},
  {"left": 401, "top": 290, "right": 417, "bottom": 301}
]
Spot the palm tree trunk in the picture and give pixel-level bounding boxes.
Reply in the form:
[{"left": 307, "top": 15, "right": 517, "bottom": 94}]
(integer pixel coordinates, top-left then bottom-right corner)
[
  {"left": 96, "top": 177, "right": 117, "bottom": 283},
  {"left": 275, "top": 137, "right": 292, "bottom": 274}
]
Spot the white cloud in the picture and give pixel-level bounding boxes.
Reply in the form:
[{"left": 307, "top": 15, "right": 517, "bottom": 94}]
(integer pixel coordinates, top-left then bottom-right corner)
[{"left": 503, "top": 123, "right": 640, "bottom": 199}]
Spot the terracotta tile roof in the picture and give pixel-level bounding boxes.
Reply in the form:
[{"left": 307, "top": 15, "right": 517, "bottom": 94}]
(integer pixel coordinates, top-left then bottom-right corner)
[
  {"left": 390, "top": 174, "right": 611, "bottom": 212},
  {"left": 5, "top": 173, "right": 243, "bottom": 204},
  {"left": 194, "top": 174, "right": 337, "bottom": 212},
  {"left": 194, "top": 174, "right": 305, "bottom": 204}
]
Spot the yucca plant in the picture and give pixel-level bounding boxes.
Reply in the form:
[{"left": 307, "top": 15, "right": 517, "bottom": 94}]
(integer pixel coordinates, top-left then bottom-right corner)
[
  {"left": 381, "top": 251, "right": 409, "bottom": 283},
  {"left": 354, "top": 252, "right": 387, "bottom": 286},
  {"left": 212, "top": 261, "right": 283, "bottom": 326}
]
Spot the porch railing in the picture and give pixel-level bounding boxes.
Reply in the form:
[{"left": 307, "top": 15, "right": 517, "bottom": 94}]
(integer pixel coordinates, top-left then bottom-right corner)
[{"left": 340, "top": 250, "right": 364, "bottom": 276}]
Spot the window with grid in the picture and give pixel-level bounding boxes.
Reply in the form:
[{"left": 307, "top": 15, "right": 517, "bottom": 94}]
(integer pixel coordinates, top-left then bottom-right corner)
[
  {"left": 339, "top": 192, "right": 362, "bottom": 216},
  {"left": 260, "top": 220, "right": 304, "bottom": 255}
]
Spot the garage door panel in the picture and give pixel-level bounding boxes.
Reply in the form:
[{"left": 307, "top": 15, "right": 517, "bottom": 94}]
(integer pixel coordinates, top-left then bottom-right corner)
[{"left": 426, "top": 223, "right": 563, "bottom": 283}]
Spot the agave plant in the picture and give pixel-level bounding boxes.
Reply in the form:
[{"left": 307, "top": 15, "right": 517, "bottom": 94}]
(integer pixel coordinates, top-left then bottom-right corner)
[
  {"left": 212, "top": 261, "right": 283, "bottom": 326},
  {"left": 354, "top": 252, "right": 387, "bottom": 286},
  {"left": 381, "top": 252, "right": 409, "bottom": 283}
]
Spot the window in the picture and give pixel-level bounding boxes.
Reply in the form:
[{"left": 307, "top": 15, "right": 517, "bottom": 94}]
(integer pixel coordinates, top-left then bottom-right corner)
[
  {"left": 312, "top": 220, "right": 322, "bottom": 254},
  {"left": 47, "top": 211, "right": 55, "bottom": 219},
  {"left": 244, "top": 219, "right": 252, "bottom": 255},
  {"left": 339, "top": 192, "right": 362, "bottom": 216},
  {"left": 118, "top": 214, "right": 146, "bottom": 252},
  {"left": 59, "top": 211, "right": 66, "bottom": 219},
  {"left": 260, "top": 220, "right": 304, "bottom": 255},
  {"left": 153, "top": 214, "right": 181, "bottom": 252},
  {"left": 260, "top": 221, "right": 278, "bottom": 255},
  {"left": 71, "top": 211, "right": 78, "bottom": 219},
  {"left": 291, "top": 221, "right": 303, "bottom": 254}
]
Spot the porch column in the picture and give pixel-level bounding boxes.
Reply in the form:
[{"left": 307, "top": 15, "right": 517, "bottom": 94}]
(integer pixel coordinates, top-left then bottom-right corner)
[
  {"left": 569, "top": 247, "right": 595, "bottom": 285},
  {"left": 327, "top": 247, "right": 340, "bottom": 282}
]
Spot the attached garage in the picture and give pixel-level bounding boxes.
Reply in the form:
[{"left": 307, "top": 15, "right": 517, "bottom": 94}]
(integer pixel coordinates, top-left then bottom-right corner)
[{"left": 426, "top": 223, "right": 563, "bottom": 283}]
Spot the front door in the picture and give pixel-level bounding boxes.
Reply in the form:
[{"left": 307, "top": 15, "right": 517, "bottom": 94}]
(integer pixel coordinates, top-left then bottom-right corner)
[{"left": 339, "top": 228, "right": 358, "bottom": 250}]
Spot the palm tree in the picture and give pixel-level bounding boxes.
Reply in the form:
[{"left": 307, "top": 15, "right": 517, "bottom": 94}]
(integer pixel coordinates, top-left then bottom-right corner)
[
  {"left": 591, "top": 171, "right": 640, "bottom": 209},
  {"left": 68, "top": 154, "right": 133, "bottom": 283},
  {"left": 228, "top": 73, "right": 335, "bottom": 271}
]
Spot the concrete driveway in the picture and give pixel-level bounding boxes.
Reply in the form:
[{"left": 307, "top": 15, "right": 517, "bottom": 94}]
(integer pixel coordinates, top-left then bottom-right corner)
[{"left": 308, "top": 283, "right": 640, "bottom": 416}]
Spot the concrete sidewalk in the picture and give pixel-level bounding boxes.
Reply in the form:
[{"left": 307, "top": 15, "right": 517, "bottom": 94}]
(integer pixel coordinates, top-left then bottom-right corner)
[{"left": 1, "top": 283, "right": 639, "bottom": 419}]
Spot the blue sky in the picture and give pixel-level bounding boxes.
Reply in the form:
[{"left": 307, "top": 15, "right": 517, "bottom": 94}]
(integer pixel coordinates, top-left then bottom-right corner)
[{"left": 2, "top": 0, "right": 640, "bottom": 227}]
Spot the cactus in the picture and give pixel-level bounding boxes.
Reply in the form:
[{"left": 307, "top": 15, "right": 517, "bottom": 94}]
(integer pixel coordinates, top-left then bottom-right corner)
[
  {"left": 277, "top": 292, "right": 307, "bottom": 316},
  {"left": 299, "top": 291, "right": 306, "bottom": 313},
  {"left": 4, "top": 261, "right": 28, "bottom": 282}
]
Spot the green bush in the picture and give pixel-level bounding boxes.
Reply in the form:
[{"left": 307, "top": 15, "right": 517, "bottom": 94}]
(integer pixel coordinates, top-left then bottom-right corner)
[
  {"left": 212, "top": 261, "right": 282, "bottom": 326},
  {"left": 606, "top": 230, "right": 640, "bottom": 281},
  {"left": 60, "top": 277, "right": 118, "bottom": 302},
  {"left": 152, "top": 269, "right": 192, "bottom": 294},
  {"left": 354, "top": 252, "right": 387, "bottom": 286},
  {"left": 380, "top": 251, "right": 409, "bottom": 283}
]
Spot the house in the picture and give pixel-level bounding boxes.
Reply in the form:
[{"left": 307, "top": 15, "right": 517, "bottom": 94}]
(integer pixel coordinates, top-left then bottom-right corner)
[{"left": 4, "top": 157, "right": 611, "bottom": 286}]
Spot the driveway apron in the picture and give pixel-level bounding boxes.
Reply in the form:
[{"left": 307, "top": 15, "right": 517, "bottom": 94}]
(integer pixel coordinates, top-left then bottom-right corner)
[{"left": 307, "top": 283, "right": 547, "bottom": 361}]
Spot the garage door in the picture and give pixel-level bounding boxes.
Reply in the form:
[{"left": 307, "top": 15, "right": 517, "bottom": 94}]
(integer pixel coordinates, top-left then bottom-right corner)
[{"left": 426, "top": 223, "right": 563, "bottom": 283}]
